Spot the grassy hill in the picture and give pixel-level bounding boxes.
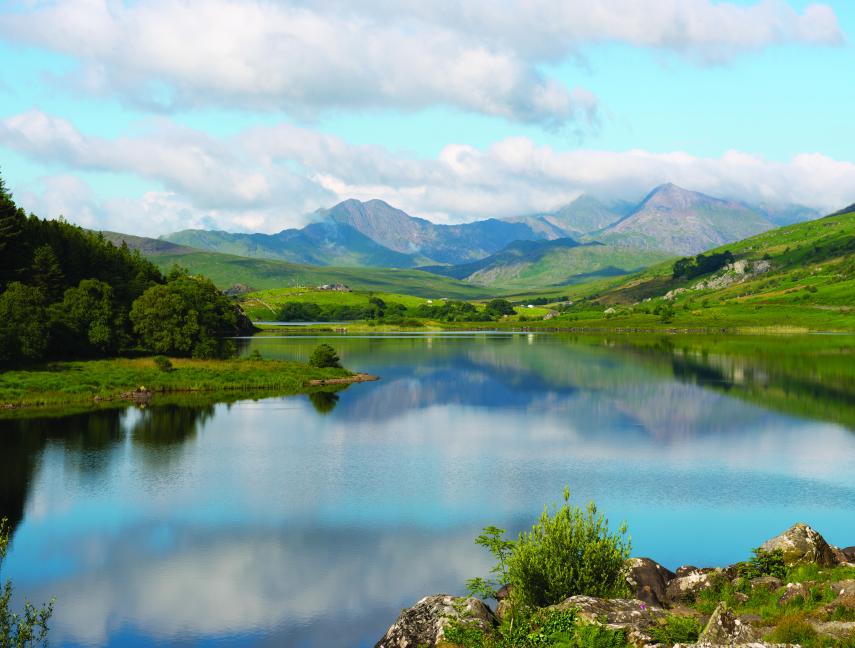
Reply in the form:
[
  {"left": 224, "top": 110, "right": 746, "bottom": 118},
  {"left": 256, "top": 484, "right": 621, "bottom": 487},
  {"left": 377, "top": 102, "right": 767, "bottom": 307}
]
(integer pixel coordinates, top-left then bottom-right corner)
[
  {"left": 512, "top": 208, "right": 855, "bottom": 332},
  {"left": 147, "top": 250, "right": 489, "bottom": 299},
  {"left": 419, "top": 238, "right": 668, "bottom": 290}
]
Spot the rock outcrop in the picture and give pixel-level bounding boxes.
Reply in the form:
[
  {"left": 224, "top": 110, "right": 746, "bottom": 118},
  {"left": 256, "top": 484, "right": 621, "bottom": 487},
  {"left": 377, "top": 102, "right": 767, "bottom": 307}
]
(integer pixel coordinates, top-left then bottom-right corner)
[
  {"left": 374, "top": 595, "right": 497, "bottom": 648},
  {"left": 626, "top": 557, "right": 676, "bottom": 608},
  {"left": 760, "top": 523, "right": 838, "bottom": 567},
  {"left": 666, "top": 568, "right": 727, "bottom": 604},
  {"left": 698, "top": 602, "right": 759, "bottom": 644},
  {"left": 550, "top": 596, "right": 667, "bottom": 647}
]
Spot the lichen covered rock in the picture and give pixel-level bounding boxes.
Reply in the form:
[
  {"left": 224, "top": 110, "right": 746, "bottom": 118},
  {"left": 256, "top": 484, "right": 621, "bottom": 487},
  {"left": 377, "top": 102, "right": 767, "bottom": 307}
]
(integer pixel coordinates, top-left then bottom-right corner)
[
  {"left": 666, "top": 568, "right": 727, "bottom": 604},
  {"left": 374, "top": 595, "right": 497, "bottom": 648},
  {"left": 551, "top": 595, "right": 667, "bottom": 646},
  {"left": 698, "top": 602, "right": 759, "bottom": 644},
  {"left": 759, "top": 523, "right": 838, "bottom": 567}
]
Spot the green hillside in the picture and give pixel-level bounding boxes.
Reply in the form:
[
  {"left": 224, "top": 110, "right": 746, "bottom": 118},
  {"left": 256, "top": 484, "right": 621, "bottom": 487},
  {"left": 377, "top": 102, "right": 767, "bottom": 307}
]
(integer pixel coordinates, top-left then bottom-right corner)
[
  {"left": 514, "top": 208, "right": 855, "bottom": 332},
  {"left": 420, "top": 238, "right": 667, "bottom": 290},
  {"left": 464, "top": 242, "right": 668, "bottom": 289},
  {"left": 149, "top": 250, "right": 489, "bottom": 299}
]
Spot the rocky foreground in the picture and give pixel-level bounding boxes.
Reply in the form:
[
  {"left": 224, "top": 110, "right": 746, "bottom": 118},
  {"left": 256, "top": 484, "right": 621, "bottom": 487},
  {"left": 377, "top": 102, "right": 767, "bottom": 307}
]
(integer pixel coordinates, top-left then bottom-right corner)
[{"left": 376, "top": 523, "right": 855, "bottom": 648}]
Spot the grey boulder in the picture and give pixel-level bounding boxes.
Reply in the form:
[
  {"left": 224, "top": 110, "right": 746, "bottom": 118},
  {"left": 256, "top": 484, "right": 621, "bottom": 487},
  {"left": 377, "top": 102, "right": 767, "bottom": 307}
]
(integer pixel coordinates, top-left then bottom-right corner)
[{"left": 374, "top": 595, "right": 497, "bottom": 648}]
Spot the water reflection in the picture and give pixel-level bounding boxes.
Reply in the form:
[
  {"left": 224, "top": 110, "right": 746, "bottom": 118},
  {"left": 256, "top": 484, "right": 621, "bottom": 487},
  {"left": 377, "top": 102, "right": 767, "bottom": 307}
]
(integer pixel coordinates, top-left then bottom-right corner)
[
  {"left": 2, "top": 333, "right": 854, "bottom": 648},
  {"left": 308, "top": 390, "right": 340, "bottom": 414}
]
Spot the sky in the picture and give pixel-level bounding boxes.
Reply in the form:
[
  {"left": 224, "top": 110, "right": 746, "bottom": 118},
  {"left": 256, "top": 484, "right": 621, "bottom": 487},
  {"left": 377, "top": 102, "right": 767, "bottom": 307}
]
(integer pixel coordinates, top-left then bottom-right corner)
[{"left": 0, "top": 0, "right": 854, "bottom": 236}]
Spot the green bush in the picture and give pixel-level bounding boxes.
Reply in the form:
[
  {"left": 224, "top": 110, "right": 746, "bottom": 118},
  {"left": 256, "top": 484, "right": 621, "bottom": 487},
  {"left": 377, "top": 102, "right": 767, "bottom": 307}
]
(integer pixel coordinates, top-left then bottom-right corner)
[
  {"left": 153, "top": 355, "right": 173, "bottom": 372},
  {"left": 507, "top": 488, "right": 631, "bottom": 608},
  {"left": 308, "top": 344, "right": 341, "bottom": 368},
  {"left": 1, "top": 518, "right": 54, "bottom": 647},
  {"left": 737, "top": 548, "right": 787, "bottom": 580}
]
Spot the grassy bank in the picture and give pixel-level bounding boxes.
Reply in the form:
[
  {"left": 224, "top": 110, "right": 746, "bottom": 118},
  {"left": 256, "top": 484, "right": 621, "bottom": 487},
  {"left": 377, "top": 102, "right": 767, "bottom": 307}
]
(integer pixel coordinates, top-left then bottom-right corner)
[{"left": 0, "top": 357, "right": 353, "bottom": 411}]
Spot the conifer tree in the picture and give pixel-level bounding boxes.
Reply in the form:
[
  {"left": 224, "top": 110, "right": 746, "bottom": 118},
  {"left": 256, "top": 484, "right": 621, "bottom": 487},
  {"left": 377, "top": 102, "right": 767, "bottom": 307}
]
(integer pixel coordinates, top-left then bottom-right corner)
[{"left": 31, "top": 244, "right": 65, "bottom": 302}]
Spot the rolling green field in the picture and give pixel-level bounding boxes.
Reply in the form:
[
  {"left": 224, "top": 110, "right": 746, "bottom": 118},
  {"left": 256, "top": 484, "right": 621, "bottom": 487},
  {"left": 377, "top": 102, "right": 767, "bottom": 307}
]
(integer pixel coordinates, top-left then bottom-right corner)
[{"left": 150, "top": 250, "right": 489, "bottom": 299}]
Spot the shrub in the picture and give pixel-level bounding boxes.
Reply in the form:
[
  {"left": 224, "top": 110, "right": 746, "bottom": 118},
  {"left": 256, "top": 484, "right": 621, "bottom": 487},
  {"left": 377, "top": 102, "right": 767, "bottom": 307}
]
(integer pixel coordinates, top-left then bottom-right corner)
[
  {"left": 507, "top": 488, "right": 631, "bottom": 608},
  {"left": 737, "top": 548, "right": 786, "bottom": 580},
  {"left": 308, "top": 344, "right": 341, "bottom": 368},
  {"left": 1, "top": 518, "right": 54, "bottom": 647},
  {"left": 153, "top": 355, "right": 173, "bottom": 372},
  {"left": 247, "top": 349, "right": 263, "bottom": 361}
]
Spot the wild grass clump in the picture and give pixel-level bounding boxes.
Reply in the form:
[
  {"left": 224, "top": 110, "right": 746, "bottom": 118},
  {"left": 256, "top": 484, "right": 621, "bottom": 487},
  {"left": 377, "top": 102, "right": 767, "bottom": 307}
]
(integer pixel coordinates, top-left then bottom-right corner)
[
  {"left": 153, "top": 356, "right": 173, "bottom": 372},
  {"left": 767, "top": 613, "right": 817, "bottom": 645},
  {"left": 647, "top": 615, "right": 702, "bottom": 645},
  {"left": 444, "top": 607, "right": 628, "bottom": 648}
]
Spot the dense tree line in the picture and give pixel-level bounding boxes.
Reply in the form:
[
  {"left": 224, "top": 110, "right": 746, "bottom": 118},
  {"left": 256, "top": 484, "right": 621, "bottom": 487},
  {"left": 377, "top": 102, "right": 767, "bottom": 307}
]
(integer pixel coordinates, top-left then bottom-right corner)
[
  {"left": 277, "top": 297, "right": 519, "bottom": 324},
  {"left": 0, "top": 175, "right": 251, "bottom": 365},
  {"left": 277, "top": 296, "right": 405, "bottom": 322}
]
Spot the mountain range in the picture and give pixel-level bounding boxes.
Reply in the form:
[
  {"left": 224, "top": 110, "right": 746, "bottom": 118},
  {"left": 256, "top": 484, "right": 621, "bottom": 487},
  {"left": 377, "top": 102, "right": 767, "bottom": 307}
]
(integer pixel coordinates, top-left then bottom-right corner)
[{"left": 162, "top": 184, "right": 820, "bottom": 270}]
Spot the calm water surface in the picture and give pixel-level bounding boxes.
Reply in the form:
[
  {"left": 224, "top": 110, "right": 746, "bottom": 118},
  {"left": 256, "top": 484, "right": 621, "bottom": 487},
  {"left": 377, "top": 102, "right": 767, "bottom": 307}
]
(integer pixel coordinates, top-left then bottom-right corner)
[{"left": 2, "top": 333, "right": 854, "bottom": 647}]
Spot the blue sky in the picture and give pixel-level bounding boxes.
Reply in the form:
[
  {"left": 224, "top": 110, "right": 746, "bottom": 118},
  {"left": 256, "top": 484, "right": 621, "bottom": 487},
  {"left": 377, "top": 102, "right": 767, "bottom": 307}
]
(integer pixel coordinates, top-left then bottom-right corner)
[{"left": 0, "top": 0, "right": 853, "bottom": 235}]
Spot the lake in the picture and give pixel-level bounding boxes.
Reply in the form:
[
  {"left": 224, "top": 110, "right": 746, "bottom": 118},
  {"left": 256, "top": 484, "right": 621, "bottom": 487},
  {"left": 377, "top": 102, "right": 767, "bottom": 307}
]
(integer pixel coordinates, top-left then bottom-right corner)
[{"left": 2, "top": 332, "right": 854, "bottom": 647}]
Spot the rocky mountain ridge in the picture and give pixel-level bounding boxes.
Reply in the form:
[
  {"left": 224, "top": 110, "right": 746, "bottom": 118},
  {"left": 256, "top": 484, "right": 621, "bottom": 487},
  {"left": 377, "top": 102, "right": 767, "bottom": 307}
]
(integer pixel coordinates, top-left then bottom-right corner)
[{"left": 162, "top": 186, "right": 820, "bottom": 269}]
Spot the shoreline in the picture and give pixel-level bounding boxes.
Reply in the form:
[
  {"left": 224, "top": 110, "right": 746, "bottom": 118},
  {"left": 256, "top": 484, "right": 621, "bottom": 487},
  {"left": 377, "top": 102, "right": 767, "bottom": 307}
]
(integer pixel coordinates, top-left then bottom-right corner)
[{"left": 0, "top": 357, "right": 374, "bottom": 415}]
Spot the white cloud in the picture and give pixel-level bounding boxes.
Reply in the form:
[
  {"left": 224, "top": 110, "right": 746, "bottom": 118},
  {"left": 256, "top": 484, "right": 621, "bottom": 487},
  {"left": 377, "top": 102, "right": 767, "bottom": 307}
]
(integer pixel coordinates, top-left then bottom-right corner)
[
  {"left": 0, "top": 0, "right": 843, "bottom": 126},
  {"left": 2, "top": 109, "right": 854, "bottom": 236}
]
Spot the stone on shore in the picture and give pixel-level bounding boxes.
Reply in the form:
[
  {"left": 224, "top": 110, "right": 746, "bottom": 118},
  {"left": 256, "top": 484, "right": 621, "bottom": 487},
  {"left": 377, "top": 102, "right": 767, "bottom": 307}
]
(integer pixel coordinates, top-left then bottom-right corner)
[
  {"left": 759, "top": 523, "right": 838, "bottom": 567},
  {"left": 374, "top": 595, "right": 497, "bottom": 648},
  {"left": 626, "top": 557, "right": 676, "bottom": 608}
]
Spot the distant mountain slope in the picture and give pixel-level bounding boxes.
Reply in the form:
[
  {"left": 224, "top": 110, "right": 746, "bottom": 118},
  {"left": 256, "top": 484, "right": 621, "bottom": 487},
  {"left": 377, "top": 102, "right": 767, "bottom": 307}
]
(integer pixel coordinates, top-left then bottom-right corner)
[
  {"left": 319, "top": 198, "right": 542, "bottom": 263},
  {"left": 542, "top": 194, "right": 633, "bottom": 235},
  {"left": 420, "top": 238, "right": 669, "bottom": 289},
  {"left": 161, "top": 189, "right": 822, "bottom": 270},
  {"left": 594, "top": 183, "right": 774, "bottom": 255},
  {"left": 831, "top": 202, "right": 855, "bottom": 217},
  {"left": 103, "top": 230, "right": 488, "bottom": 298},
  {"left": 582, "top": 207, "right": 855, "bottom": 309},
  {"left": 164, "top": 220, "right": 425, "bottom": 267},
  {"left": 100, "top": 231, "right": 197, "bottom": 255},
  {"left": 501, "top": 195, "right": 631, "bottom": 240},
  {"left": 165, "top": 199, "right": 548, "bottom": 267}
]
